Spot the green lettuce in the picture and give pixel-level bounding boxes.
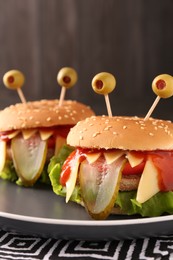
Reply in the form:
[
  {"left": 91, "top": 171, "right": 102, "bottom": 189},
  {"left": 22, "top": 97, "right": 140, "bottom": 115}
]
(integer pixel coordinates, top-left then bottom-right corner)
[
  {"left": 0, "top": 160, "right": 18, "bottom": 182},
  {"left": 49, "top": 145, "right": 82, "bottom": 203},
  {"left": 116, "top": 191, "right": 173, "bottom": 216}
]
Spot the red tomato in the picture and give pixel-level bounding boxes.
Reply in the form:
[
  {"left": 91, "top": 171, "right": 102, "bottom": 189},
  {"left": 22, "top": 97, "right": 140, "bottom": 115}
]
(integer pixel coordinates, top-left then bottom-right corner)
[
  {"left": 122, "top": 161, "right": 146, "bottom": 175},
  {"left": 150, "top": 150, "right": 173, "bottom": 191}
]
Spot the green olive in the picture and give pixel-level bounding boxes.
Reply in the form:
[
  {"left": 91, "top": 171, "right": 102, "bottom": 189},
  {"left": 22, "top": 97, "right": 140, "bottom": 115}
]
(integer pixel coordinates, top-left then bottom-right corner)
[
  {"left": 91, "top": 72, "right": 116, "bottom": 95},
  {"left": 3, "top": 70, "right": 25, "bottom": 90},
  {"left": 57, "top": 67, "right": 78, "bottom": 89},
  {"left": 152, "top": 74, "right": 173, "bottom": 98}
]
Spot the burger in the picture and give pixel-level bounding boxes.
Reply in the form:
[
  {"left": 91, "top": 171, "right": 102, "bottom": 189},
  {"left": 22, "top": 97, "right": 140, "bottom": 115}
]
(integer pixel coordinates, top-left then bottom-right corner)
[
  {"left": 0, "top": 99, "right": 94, "bottom": 186},
  {"left": 49, "top": 115, "right": 173, "bottom": 219}
]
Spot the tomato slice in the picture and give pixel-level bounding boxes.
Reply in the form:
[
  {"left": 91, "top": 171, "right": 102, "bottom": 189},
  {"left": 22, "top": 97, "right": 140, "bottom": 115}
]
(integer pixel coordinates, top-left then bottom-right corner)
[{"left": 122, "top": 160, "right": 145, "bottom": 175}]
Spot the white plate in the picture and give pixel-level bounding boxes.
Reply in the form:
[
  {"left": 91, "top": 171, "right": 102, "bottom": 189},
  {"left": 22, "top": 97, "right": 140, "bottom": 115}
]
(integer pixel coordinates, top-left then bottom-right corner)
[{"left": 0, "top": 180, "right": 173, "bottom": 240}]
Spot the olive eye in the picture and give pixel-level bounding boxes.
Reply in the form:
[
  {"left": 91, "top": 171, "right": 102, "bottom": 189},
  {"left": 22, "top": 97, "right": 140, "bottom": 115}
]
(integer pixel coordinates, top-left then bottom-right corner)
[
  {"left": 3, "top": 70, "right": 25, "bottom": 90},
  {"left": 152, "top": 74, "right": 173, "bottom": 98},
  {"left": 91, "top": 72, "right": 116, "bottom": 95},
  {"left": 57, "top": 67, "right": 78, "bottom": 89}
]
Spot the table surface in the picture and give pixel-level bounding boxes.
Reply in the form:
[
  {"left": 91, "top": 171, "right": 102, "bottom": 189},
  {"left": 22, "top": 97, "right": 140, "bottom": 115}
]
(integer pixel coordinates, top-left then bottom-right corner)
[{"left": 0, "top": 229, "right": 173, "bottom": 259}]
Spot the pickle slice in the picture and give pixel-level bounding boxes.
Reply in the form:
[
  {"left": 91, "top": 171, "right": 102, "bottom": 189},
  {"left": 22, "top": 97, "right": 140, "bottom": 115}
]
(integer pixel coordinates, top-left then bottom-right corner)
[
  {"left": 79, "top": 156, "right": 126, "bottom": 219},
  {"left": 11, "top": 133, "right": 47, "bottom": 185}
]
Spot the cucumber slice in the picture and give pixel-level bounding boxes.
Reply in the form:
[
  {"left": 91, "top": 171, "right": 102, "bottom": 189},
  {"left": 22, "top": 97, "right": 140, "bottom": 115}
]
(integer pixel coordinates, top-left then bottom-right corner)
[{"left": 11, "top": 133, "right": 47, "bottom": 186}]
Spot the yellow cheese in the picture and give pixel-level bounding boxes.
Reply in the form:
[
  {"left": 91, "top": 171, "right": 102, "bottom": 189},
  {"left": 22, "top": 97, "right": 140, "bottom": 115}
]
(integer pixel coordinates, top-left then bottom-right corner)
[
  {"left": 7, "top": 130, "right": 20, "bottom": 139},
  {"left": 86, "top": 152, "right": 101, "bottom": 164},
  {"left": 39, "top": 130, "right": 54, "bottom": 141},
  {"left": 22, "top": 129, "right": 37, "bottom": 140},
  {"left": 66, "top": 159, "right": 80, "bottom": 202},
  {"left": 126, "top": 152, "right": 144, "bottom": 167},
  {"left": 136, "top": 158, "right": 160, "bottom": 203},
  {"left": 104, "top": 150, "right": 124, "bottom": 164},
  {"left": 54, "top": 136, "right": 66, "bottom": 155},
  {"left": 0, "top": 141, "right": 6, "bottom": 171}
]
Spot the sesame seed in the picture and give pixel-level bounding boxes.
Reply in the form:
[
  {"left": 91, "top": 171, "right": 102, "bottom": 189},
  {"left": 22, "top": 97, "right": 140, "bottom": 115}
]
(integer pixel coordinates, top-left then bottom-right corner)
[
  {"left": 79, "top": 136, "right": 83, "bottom": 140},
  {"left": 72, "top": 117, "right": 75, "bottom": 121},
  {"left": 29, "top": 116, "right": 33, "bottom": 120},
  {"left": 123, "top": 126, "right": 127, "bottom": 129},
  {"left": 58, "top": 116, "right": 62, "bottom": 120},
  {"left": 149, "top": 132, "right": 154, "bottom": 136},
  {"left": 35, "top": 121, "right": 40, "bottom": 125},
  {"left": 46, "top": 117, "right": 51, "bottom": 121},
  {"left": 104, "top": 126, "right": 112, "bottom": 131},
  {"left": 92, "top": 132, "right": 100, "bottom": 137},
  {"left": 113, "top": 132, "right": 117, "bottom": 135}
]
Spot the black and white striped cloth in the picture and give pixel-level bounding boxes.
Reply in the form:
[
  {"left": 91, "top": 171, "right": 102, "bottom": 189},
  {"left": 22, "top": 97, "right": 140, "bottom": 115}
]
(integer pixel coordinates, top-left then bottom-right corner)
[{"left": 0, "top": 230, "right": 173, "bottom": 259}]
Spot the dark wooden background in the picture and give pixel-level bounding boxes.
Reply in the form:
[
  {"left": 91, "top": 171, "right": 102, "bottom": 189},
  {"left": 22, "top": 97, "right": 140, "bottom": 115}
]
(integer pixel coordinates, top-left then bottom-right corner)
[{"left": 0, "top": 0, "right": 173, "bottom": 120}]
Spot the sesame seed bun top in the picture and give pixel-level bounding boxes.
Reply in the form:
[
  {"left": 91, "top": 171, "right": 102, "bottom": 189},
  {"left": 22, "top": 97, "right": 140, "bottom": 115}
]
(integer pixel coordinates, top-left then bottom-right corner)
[
  {"left": 0, "top": 99, "right": 95, "bottom": 131},
  {"left": 67, "top": 115, "right": 173, "bottom": 151}
]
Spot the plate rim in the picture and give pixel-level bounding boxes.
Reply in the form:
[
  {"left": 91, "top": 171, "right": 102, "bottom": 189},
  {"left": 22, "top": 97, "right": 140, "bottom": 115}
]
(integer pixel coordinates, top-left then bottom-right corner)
[{"left": 1, "top": 210, "right": 173, "bottom": 226}]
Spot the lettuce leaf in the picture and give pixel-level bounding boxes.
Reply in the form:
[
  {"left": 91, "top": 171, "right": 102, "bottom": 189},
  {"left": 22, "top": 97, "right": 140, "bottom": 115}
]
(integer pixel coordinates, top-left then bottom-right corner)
[
  {"left": 0, "top": 160, "right": 18, "bottom": 182},
  {"left": 48, "top": 145, "right": 74, "bottom": 173},
  {"left": 48, "top": 145, "right": 81, "bottom": 203},
  {"left": 116, "top": 191, "right": 173, "bottom": 216}
]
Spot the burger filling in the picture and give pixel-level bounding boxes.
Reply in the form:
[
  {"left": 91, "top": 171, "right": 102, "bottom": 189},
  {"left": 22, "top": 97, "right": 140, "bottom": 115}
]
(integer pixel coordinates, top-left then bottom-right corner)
[
  {"left": 0, "top": 126, "right": 74, "bottom": 186},
  {"left": 49, "top": 148, "right": 173, "bottom": 219}
]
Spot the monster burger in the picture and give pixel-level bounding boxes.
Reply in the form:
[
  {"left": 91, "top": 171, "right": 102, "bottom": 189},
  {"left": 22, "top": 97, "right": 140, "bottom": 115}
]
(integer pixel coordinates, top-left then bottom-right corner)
[
  {"left": 0, "top": 69, "right": 94, "bottom": 186},
  {"left": 49, "top": 73, "right": 173, "bottom": 219},
  {"left": 50, "top": 115, "right": 173, "bottom": 219}
]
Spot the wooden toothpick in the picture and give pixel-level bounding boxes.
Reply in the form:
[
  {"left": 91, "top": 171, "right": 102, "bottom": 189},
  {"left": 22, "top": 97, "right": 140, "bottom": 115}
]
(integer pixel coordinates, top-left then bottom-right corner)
[
  {"left": 57, "top": 67, "right": 78, "bottom": 107},
  {"left": 144, "top": 96, "right": 160, "bottom": 120},
  {"left": 91, "top": 72, "right": 116, "bottom": 117},
  {"left": 3, "top": 70, "right": 27, "bottom": 104},
  {"left": 105, "top": 94, "right": 113, "bottom": 117}
]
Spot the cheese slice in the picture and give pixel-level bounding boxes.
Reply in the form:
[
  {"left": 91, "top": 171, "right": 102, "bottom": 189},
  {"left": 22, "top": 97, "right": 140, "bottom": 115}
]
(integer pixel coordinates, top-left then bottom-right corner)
[
  {"left": 7, "top": 130, "right": 20, "bottom": 139},
  {"left": 126, "top": 152, "right": 144, "bottom": 167},
  {"left": 104, "top": 150, "right": 124, "bottom": 164},
  {"left": 39, "top": 130, "right": 54, "bottom": 141},
  {"left": 22, "top": 129, "right": 37, "bottom": 140},
  {"left": 0, "top": 141, "right": 6, "bottom": 171},
  {"left": 86, "top": 152, "right": 101, "bottom": 164},
  {"left": 136, "top": 158, "right": 160, "bottom": 204},
  {"left": 66, "top": 159, "right": 80, "bottom": 203},
  {"left": 54, "top": 136, "right": 66, "bottom": 156}
]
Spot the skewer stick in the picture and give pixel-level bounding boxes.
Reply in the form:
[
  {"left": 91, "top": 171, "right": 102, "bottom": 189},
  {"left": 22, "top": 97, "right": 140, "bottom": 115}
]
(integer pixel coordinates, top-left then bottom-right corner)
[
  {"left": 58, "top": 86, "right": 66, "bottom": 107},
  {"left": 57, "top": 67, "right": 78, "bottom": 107},
  {"left": 17, "top": 88, "right": 27, "bottom": 104},
  {"left": 144, "top": 74, "right": 173, "bottom": 120},
  {"left": 105, "top": 94, "right": 113, "bottom": 117},
  {"left": 3, "top": 70, "right": 27, "bottom": 104},
  {"left": 144, "top": 96, "right": 160, "bottom": 121},
  {"left": 91, "top": 72, "right": 116, "bottom": 117}
]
